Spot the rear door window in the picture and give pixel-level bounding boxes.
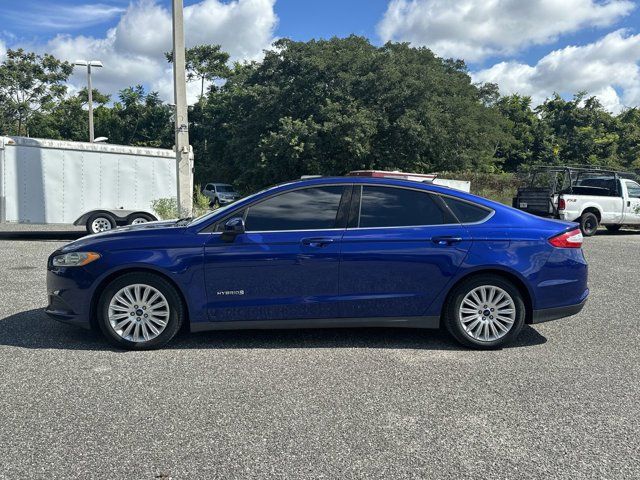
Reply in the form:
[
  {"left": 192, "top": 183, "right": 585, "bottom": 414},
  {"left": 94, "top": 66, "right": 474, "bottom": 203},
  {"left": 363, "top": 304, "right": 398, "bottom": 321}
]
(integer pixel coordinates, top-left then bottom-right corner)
[{"left": 357, "top": 186, "right": 449, "bottom": 228}]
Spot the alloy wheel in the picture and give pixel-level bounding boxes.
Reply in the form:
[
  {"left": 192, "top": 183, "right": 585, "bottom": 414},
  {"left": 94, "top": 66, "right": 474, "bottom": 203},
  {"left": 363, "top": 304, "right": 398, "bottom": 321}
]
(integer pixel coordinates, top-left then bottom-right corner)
[
  {"left": 458, "top": 285, "right": 516, "bottom": 342},
  {"left": 108, "top": 284, "right": 170, "bottom": 342}
]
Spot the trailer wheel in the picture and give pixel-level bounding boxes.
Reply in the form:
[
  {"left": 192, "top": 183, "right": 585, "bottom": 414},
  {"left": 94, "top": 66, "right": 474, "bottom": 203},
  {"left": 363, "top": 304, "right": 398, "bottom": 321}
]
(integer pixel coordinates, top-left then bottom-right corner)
[
  {"left": 87, "top": 212, "right": 116, "bottom": 234},
  {"left": 579, "top": 212, "right": 599, "bottom": 237},
  {"left": 127, "top": 213, "right": 155, "bottom": 225}
]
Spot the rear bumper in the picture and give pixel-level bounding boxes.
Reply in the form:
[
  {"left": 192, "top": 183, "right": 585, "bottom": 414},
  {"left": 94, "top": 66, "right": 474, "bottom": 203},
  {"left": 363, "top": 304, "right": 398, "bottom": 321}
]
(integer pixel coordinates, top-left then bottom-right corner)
[{"left": 531, "top": 296, "right": 587, "bottom": 324}]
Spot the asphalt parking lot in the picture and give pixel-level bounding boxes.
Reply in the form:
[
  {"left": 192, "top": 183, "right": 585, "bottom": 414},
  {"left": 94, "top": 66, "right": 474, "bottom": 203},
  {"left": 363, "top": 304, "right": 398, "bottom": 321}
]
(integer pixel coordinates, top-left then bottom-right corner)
[{"left": 0, "top": 230, "right": 639, "bottom": 479}]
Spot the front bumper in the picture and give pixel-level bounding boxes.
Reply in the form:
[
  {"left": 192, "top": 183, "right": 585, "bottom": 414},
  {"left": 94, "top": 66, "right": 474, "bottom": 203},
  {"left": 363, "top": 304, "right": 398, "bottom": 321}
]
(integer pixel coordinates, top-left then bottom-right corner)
[
  {"left": 45, "top": 267, "right": 95, "bottom": 329},
  {"left": 531, "top": 295, "right": 588, "bottom": 324},
  {"left": 45, "top": 297, "right": 92, "bottom": 329}
]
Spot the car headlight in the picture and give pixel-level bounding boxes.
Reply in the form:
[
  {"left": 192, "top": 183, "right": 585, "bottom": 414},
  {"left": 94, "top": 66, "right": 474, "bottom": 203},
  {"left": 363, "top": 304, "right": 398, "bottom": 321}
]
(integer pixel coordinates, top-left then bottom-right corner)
[{"left": 52, "top": 252, "right": 101, "bottom": 267}]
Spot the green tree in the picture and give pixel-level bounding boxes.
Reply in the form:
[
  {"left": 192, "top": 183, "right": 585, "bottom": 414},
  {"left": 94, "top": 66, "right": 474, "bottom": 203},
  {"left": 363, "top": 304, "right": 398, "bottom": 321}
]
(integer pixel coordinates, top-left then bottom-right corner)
[
  {"left": 616, "top": 108, "right": 640, "bottom": 170},
  {"left": 201, "top": 37, "right": 508, "bottom": 191},
  {"left": 536, "top": 93, "right": 622, "bottom": 168},
  {"left": 94, "top": 86, "right": 173, "bottom": 147},
  {"left": 494, "top": 94, "right": 538, "bottom": 171},
  {"left": 166, "top": 44, "right": 230, "bottom": 98},
  {"left": 29, "top": 88, "right": 110, "bottom": 141},
  {"left": 0, "top": 49, "right": 73, "bottom": 136}
]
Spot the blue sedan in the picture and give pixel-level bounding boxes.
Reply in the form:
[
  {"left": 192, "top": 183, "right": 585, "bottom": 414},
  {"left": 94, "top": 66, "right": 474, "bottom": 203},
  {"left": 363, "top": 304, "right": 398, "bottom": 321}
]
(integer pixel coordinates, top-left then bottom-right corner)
[{"left": 46, "top": 176, "right": 588, "bottom": 350}]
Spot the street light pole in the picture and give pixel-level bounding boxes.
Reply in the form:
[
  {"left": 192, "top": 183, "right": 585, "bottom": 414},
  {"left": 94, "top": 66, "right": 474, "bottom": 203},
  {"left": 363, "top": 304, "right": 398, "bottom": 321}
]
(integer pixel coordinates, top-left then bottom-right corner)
[
  {"left": 87, "top": 63, "right": 94, "bottom": 143},
  {"left": 74, "top": 60, "right": 103, "bottom": 142},
  {"left": 171, "top": 0, "right": 193, "bottom": 217}
]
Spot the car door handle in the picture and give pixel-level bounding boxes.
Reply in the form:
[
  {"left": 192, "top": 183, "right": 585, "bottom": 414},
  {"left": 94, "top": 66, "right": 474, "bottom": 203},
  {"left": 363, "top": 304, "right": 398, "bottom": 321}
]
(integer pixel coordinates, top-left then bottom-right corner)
[
  {"left": 431, "top": 236, "right": 463, "bottom": 246},
  {"left": 301, "top": 237, "right": 335, "bottom": 248}
]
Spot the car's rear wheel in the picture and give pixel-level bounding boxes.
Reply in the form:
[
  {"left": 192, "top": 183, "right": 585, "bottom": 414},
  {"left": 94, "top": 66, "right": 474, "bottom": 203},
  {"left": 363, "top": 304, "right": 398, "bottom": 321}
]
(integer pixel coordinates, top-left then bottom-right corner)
[
  {"left": 579, "top": 212, "right": 599, "bottom": 237},
  {"left": 444, "top": 274, "right": 525, "bottom": 349},
  {"left": 97, "top": 272, "right": 185, "bottom": 350}
]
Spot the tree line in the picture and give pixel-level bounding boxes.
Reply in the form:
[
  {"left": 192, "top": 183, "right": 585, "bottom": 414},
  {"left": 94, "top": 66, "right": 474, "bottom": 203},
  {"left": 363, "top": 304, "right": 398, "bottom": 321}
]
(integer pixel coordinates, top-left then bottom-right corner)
[{"left": 1, "top": 37, "right": 639, "bottom": 192}]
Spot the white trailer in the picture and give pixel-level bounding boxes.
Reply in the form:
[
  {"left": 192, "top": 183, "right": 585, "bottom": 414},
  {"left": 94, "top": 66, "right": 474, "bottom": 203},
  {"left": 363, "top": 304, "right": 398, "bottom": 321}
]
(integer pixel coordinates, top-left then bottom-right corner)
[{"left": 0, "top": 136, "right": 179, "bottom": 234}]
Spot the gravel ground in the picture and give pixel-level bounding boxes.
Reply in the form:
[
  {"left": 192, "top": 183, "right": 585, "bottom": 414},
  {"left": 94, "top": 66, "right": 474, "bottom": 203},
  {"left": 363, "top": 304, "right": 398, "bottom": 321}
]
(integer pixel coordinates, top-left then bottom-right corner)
[{"left": 0, "top": 230, "right": 638, "bottom": 479}]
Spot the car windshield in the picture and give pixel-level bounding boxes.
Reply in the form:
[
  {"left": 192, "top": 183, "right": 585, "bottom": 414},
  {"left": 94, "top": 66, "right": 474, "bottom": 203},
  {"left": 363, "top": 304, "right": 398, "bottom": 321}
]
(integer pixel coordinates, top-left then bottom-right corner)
[{"left": 216, "top": 185, "right": 235, "bottom": 193}]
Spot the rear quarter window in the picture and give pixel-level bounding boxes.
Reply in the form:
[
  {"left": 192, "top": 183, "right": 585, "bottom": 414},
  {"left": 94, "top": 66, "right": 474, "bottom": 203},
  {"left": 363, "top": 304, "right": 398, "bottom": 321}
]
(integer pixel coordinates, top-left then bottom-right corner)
[{"left": 442, "top": 196, "right": 492, "bottom": 223}]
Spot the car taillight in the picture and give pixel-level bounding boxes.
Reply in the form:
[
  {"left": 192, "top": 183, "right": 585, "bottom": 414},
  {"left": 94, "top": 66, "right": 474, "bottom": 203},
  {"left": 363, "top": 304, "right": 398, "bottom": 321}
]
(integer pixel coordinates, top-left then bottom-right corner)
[
  {"left": 558, "top": 197, "right": 566, "bottom": 210},
  {"left": 549, "top": 228, "right": 583, "bottom": 248}
]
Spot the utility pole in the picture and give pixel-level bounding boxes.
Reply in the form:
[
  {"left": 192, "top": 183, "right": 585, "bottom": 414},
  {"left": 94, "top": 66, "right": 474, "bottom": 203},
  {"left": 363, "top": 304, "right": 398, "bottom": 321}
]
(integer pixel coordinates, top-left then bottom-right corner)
[
  {"left": 171, "top": 0, "right": 193, "bottom": 217},
  {"left": 74, "top": 60, "right": 103, "bottom": 142}
]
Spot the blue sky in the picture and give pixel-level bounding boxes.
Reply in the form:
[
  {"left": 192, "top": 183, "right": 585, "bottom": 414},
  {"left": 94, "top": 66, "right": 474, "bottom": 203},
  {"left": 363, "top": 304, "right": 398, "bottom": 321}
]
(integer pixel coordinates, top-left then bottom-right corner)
[{"left": 1, "top": 0, "right": 639, "bottom": 112}]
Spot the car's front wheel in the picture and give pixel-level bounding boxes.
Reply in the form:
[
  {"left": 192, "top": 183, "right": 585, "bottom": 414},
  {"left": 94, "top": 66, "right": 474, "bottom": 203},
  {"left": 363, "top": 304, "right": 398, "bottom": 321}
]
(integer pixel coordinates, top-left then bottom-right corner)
[
  {"left": 97, "top": 272, "right": 185, "bottom": 350},
  {"left": 444, "top": 274, "right": 526, "bottom": 349}
]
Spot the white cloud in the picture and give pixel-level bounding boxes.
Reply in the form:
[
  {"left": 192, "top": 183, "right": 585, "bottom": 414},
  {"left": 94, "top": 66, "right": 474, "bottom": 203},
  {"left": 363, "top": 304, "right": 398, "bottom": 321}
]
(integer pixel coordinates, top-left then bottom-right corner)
[
  {"left": 473, "top": 30, "right": 640, "bottom": 113},
  {"left": 378, "top": 0, "right": 635, "bottom": 62},
  {"left": 4, "top": 2, "right": 126, "bottom": 31},
  {"left": 32, "top": 0, "right": 277, "bottom": 103}
]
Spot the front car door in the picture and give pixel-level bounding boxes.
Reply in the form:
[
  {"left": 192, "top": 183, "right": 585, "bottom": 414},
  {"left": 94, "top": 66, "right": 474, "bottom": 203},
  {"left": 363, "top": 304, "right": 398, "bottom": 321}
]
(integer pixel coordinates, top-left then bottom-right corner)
[
  {"left": 622, "top": 180, "right": 640, "bottom": 224},
  {"left": 339, "top": 184, "right": 473, "bottom": 320},
  {"left": 203, "top": 185, "right": 351, "bottom": 323}
]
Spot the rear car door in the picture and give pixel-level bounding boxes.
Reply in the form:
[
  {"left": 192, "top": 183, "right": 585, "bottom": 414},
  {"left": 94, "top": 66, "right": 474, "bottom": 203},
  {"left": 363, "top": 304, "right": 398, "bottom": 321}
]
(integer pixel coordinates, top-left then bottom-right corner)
[
  {"left": 203, "top": 185, "right": 350, "bottom": 322},
  {"left": 339, "top": 185, "right": 473, "bottom": 318},
  {"left": 622, "top": 180, "right": 640, "bottom": 224}
]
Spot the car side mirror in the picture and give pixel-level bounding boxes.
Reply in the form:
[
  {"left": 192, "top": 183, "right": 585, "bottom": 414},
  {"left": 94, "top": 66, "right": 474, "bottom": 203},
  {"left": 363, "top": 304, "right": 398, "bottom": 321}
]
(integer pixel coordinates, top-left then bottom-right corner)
[{"left": 221, "top": 217, "right": 245, "bottom": 242}]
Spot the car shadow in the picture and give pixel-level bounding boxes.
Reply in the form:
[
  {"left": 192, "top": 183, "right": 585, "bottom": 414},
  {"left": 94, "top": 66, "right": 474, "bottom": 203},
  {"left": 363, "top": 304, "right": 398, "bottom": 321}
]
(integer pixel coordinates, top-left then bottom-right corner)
[
  {"left": 0, "top": 308, "right": 548, "bottom": 352},
  {"left": 0, "top": 231, "right": 85, "bottom": 241}
]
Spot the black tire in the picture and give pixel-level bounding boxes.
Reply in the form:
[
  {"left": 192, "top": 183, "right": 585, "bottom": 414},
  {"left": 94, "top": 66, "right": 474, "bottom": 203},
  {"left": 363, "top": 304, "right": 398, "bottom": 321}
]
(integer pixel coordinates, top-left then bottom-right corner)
[
  {"left": 213, "top": 198, "right": 220, "bottom": 208},
  {"left": 97, "top": 272, "right": 185, "bottom": 350},
  {"left": 579, "top": 212, "right": 599, "bottom": 237},
  {"left": 86, "top": 212, "right": 117, "bottom": 234},
  {"left": 127, "top": 212, "right": 155, "bottom": 225},
  {"left": 444, "top": 274, "right": 526, "bottom": 349},
  {"left": 605, "top": 224, "right": 621, "bottom": 234}
]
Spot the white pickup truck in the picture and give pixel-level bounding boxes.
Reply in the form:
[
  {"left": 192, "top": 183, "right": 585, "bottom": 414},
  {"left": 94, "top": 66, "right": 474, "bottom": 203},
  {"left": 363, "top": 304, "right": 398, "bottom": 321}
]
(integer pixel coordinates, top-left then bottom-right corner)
[{"left": 556, "top": 176, "right": 640, "bottom": 235}]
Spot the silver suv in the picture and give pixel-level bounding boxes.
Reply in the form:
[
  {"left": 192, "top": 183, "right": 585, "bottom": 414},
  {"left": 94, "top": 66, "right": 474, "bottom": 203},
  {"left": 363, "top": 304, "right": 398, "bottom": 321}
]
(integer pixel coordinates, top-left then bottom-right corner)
[{"left": 202, "top": 183, "right": 241, "bottom": 207}]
